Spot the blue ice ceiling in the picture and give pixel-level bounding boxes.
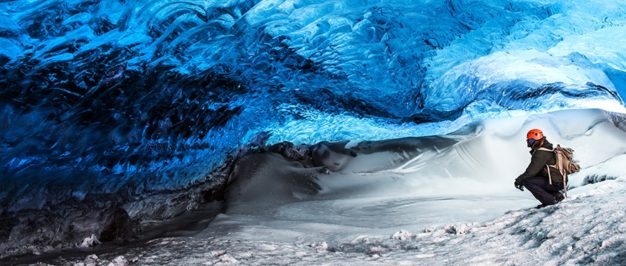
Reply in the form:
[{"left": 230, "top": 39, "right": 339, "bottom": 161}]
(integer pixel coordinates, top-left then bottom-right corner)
[{"left": 1, "top": 0, "right": 625, "bottom": 210}]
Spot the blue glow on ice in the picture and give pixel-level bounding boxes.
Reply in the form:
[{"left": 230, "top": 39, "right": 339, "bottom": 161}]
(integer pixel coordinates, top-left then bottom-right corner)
[{"left": 1, "top": 0, "right": 626, "bottom": 209}]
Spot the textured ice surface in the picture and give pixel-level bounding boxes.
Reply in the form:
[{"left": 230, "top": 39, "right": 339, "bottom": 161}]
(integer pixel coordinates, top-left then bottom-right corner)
[{"left": 2, "top": 0, "right": 626, "bottom": 210}]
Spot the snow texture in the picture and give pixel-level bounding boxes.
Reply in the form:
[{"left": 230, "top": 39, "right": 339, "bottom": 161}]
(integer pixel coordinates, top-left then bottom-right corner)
[{"left": 54, "top": 177, "right": 626, "bottom": 265}]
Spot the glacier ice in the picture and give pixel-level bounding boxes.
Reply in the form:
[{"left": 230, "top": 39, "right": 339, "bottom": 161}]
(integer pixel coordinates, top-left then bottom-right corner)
[{"left": 1, "top": 0, "right": 626, "bottom": 211}]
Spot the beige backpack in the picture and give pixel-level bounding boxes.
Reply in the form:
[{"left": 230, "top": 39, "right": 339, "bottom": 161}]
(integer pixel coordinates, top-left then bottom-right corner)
[
  {"left": 552, "top": 145, "right": 581, "bottom": 176},
  {"left": 540, "top": 144, "right": 581, "bottom": 197}
]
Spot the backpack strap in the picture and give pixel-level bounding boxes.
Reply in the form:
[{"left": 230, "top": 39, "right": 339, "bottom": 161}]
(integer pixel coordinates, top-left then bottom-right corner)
[
  {"left": 536, "top": 147, "right": 556, "bottom": 184},
  {"left": 537, "top": 147, "right": 557, "bottom": 168},
  {"left": 546, "top": 165, "right": 552, "bottom": 185},
  {"left": 539, "top": 146, "right": 569, "bottom": 198},
  {"left": 563, "top": 174, "right": 568, "bottom": 198}
]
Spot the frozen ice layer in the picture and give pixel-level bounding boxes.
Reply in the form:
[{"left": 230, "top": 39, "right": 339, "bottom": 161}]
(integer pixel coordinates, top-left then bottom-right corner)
[{"left": 1, "top": 0, "right": 626, "bottom": 245}]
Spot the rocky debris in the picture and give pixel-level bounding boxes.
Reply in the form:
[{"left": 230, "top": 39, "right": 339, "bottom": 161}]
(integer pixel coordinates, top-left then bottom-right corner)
[
  {"left": 0, "top": 203, "right": 137, "bottom": 259},
  {"left": 391, "top": 230, "right": 415, "bottom": 241},
  {"left": 107, "top": 255, "right": 129, "bottom": 266},
  {"left": 72, "top": 254, "right": 132, "bottom": 266},
  {"left": 254, "top": 140, "right": 359, "bottom": 171},
  {"left": 310, "top": 241, "right": 329, "bottom": 252},
  {"left": 80, "top": 234, "right": 101, "bottom": 248},
  {"left": 210, "top": 250, "right": 227, "bottom": 257},
  {"left": 216, "top": 254, "right": 238, "bottom": 264},
  {"left": 83, "top": 254, "right": 99, "bottom": 266},
  {"left": 210, "top": 250, "right": 238, "bottom": 265},
  {"left": 367, "top": 246, "right": 386, "bottom": 256}
]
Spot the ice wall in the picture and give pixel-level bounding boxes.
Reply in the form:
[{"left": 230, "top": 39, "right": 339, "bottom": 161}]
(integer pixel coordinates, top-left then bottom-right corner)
[{"left": 1, "top": 0, "right": 625, "bottom": 211}]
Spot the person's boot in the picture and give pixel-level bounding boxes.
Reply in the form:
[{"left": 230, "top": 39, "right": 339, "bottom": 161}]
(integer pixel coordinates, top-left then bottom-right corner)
[{"left": 554, "top": 193, "right": 565, "bottom": 203}]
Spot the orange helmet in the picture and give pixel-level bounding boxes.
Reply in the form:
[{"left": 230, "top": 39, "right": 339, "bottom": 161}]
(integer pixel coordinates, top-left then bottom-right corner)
[{"left": 526, "top": 129, "right": 544, "bottom": 141}]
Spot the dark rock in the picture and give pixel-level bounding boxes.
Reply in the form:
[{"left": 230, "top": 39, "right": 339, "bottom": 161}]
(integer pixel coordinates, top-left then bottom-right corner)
[
  {"left": 0, "top": 213, "right": 16, "bottom": 240},
  {"left": 311, "top": 141, "right": 356, "bottom": 171},
  {"left": 99, "top": 207, "right": 134, "bottom": 243}
]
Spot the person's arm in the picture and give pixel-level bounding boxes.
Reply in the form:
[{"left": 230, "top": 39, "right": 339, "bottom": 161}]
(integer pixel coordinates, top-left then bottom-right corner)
[{"left": 515, "top": 151, "right": 551, "bottom": 183}]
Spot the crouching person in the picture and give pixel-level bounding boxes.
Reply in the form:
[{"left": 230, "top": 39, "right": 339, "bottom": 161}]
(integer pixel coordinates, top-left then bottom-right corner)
[{"left": 514, "top": 129, "right": 565, "bottom": 208}]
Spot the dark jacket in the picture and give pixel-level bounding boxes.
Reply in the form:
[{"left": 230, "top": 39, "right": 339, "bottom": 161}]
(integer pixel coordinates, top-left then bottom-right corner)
[{"left": 515, "top": 139, "right": 564, "bottom": 183}]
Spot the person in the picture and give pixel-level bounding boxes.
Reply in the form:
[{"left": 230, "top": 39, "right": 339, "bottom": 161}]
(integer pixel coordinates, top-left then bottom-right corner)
[{"left": 514, "top": 129, "right": 565, "bottom": 208}]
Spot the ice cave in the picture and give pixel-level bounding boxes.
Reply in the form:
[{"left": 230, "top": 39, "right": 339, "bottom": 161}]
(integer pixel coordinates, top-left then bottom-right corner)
[{"left": 1, "top": 0, "right": 625, "bottom": 265}]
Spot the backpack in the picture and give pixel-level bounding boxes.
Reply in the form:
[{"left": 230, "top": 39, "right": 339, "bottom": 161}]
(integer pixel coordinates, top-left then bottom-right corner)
[
  {"left": 539, "top": 144, "right": 581, "bottom": 197},
  {"left": 551, "top": 145, "right": 581, "bottom": 176}
]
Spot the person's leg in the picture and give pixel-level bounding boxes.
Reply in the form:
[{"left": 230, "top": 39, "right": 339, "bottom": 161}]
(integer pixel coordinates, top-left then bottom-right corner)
[
  {"left": 546, "top": 182, "right": 563, "bottom": 193},
  {"left": 547, "top": 182, "right": 564, "bottom": 202},
  {"left": 521, "top": 177, "right": 557, "bottom": 206}
]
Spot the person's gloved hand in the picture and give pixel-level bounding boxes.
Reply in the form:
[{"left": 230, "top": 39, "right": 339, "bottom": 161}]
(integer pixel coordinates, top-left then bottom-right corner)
[{"left": 514, "top": 180, "right": 524, "bottom": 191}]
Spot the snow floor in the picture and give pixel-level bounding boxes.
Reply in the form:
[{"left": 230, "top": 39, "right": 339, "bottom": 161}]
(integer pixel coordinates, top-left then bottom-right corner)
[
  {"left": 55, "top": 174, "right": 625, "bottom": 266},
  {"left": 54, "top": 175, "right": 625, "bottom": 266}
]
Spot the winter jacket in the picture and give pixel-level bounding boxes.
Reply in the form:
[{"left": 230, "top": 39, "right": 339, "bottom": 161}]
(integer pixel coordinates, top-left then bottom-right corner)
[{"left": 515, "top": 139, "right": 564, "bottom": 184}]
